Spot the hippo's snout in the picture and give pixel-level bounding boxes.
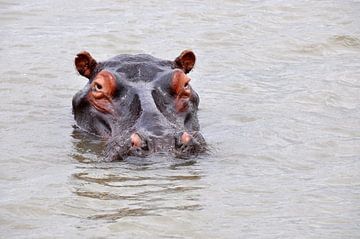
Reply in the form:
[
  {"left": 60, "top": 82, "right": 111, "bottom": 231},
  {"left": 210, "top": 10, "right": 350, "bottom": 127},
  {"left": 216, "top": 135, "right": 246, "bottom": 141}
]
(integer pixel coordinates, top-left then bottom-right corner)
[{"left": 104, "top": 131, "right": 206, "bottom": 161}]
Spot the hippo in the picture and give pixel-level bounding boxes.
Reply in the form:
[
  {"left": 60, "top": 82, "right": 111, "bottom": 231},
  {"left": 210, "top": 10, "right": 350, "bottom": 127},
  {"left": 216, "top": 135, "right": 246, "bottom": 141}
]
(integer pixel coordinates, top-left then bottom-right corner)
[{"left": 72, "top": 50, "right": 206, "bottom": 161}]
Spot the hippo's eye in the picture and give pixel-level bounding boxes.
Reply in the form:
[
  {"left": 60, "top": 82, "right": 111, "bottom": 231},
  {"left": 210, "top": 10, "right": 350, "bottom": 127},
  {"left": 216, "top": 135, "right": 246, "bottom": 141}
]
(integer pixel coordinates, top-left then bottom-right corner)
[
  {"left": 171, "top": 69, "right": 191, "bottom": 97},
  {"left": 170, "top": 70, "right": 192, "bottom": 113},
  {"left": 184, "top": 82, "right": 189, "bottom": 90},
  {"left": 94, "top": 82, "right": 103, "bottom": 91},
  {"left": 88, "top": 70, "right": 117, "bottom": 113},
  {"left": 89, "top": 70, "right": 117, "bottom": 101}
]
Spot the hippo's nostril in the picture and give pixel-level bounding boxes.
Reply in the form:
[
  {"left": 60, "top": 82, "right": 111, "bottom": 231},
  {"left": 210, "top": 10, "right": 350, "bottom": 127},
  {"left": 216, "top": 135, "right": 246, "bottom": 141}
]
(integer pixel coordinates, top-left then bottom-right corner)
[
  {"left": 181, "top": 132, "right": 192, "bottom": 145},
  {"left": 130, "top": 133, "right": 142, "bottom": 148},
  {"left": 130, "top": 133, "right": 150, "bottom": 151},
  {"left": 174, "top": 131, "right": 207, "bottom": 158},
  {"left": 175, "top": 131, "right": 191, "bottom": 149}
]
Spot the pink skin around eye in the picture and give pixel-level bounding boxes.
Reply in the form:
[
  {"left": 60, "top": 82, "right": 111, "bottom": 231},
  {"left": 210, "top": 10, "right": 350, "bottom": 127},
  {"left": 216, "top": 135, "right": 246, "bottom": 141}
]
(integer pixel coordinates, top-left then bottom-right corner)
[
  {"left": 88, "top": 70, "right": 117, "bottom": 114},
  {"left": 171, "top": 70, "right": 192, "bottom": 112}
]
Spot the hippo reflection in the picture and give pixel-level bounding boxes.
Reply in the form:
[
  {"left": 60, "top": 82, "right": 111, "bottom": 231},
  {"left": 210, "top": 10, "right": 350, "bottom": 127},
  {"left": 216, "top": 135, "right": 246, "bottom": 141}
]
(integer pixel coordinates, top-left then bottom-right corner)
[{"left": 72, "top": 50, "right": 206, "bottom": 161}]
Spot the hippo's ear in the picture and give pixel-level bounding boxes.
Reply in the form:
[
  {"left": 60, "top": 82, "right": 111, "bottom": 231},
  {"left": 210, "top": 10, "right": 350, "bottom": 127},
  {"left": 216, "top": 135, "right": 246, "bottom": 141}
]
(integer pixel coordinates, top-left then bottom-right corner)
[
  {"left": 174, "top": 50, "right": 196, "bottom": 74},
  {"left": 75, "top": 51, "right": 97, "bottom": 79}
]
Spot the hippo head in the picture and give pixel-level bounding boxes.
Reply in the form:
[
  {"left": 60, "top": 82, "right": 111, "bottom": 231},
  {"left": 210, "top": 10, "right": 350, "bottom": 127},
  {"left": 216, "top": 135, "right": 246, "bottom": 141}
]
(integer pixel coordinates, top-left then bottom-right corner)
[{"left": 72, "top": 50, "right": 206, "bottom": 161}]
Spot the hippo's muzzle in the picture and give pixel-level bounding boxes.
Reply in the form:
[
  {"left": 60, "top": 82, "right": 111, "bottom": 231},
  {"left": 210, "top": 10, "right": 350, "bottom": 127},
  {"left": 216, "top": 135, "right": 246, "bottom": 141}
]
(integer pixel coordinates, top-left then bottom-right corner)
[{"left": 104, "top": 131, "right": 206, "bottom": 161}]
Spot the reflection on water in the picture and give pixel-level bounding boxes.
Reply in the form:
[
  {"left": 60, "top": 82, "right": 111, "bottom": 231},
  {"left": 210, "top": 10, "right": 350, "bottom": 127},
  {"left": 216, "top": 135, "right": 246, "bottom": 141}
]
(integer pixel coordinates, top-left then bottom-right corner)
[
  {"left": 70, "top": 130, "right": 203, "bottom": 222},
  {"left": 71, "top": 127, "right": 106, "bottom": 163},
  {"left": 1, "top": 0, "right": 360, "bottom": 238}
]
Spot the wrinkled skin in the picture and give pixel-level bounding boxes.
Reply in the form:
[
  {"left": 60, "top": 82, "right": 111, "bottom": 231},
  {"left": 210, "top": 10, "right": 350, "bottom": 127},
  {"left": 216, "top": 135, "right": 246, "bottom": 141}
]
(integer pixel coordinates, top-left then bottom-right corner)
[{"left": 72, "top": 50, "right": 206, "bottom": 161}]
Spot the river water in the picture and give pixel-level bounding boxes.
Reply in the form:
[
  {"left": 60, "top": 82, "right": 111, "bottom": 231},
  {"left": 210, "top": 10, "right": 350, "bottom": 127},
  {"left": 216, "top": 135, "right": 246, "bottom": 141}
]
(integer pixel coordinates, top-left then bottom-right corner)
[{"left": 1, "top": 0, "right": 360, "bottom": 238}]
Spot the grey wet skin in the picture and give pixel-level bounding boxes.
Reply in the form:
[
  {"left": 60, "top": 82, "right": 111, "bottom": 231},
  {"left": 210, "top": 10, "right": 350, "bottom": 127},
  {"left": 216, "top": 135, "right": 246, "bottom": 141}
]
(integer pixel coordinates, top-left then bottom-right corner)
[{"left": 72, "top": 50, "right": 206, "bottom": 161}]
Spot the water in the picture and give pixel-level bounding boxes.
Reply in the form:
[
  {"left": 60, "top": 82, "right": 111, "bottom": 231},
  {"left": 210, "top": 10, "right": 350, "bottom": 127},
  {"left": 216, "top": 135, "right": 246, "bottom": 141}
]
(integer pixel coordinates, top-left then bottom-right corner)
[{"left": 1, "top": 0, "right": 360, "bottom": 238}]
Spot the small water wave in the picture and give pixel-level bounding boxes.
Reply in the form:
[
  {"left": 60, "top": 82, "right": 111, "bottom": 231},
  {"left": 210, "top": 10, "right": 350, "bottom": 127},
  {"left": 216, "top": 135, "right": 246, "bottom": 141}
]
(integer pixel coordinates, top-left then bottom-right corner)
[
  {"left": 329, "top": 35, "right": 360, "bottom": 48},
  {"left": 292, "top": 35, "right": 360, "bottom": 56}
]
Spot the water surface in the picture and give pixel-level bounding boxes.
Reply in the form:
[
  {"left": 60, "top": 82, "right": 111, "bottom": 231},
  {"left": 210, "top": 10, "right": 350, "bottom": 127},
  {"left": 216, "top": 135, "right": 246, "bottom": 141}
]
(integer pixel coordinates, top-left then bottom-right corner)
[{"left": 1, "top": 0, "right": 360, "bottom": 238}]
